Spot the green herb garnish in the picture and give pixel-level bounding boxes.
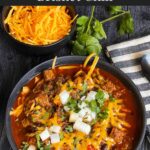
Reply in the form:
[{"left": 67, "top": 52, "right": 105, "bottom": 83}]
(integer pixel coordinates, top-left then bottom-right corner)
[
  {"left": 66, "top": 98, "right": 79, "bottom": 112},
  {"left": 108, "top": 6, "right": 122, "bottom": 15},
  {"left": 44, "top": 144, "right": 50, "bottom": 150},
  {"left": 108, "top": 6, "right": 134, "bottom": 35},
  {"left": 22, "top": 142, "right": 29, "bottom": 150},
  {"left": 80, "top": 81, "right": 88, "bottom": 95},
  {"left": 72, "top": 6, "right": 134, "bottom": 56},
  {"left": 65, "top": 125, "right": 73, "bottom": 133},
  {"left": 95, "top": 90, "right": 105, "bottom": 107},
  {"left": 86, "top": 90, "right": 109, "bottom": 122},
  {"left": 118, "top": 13, "right": 134, "bottom": 35},
  {"left": 72, "top": 6, "right": 102, "bottom": 55},
  {"left": 88, "top": 100, "right": 100, "bottom": 114},
  {"left": 109, "top": 94, "right": 116, "bottom": 102},
  {"left": 36, "top": 134, "right": 42, "bottom": 149},
  {"left": 98, "top": 109, "right": 109, "bottom": 120}
]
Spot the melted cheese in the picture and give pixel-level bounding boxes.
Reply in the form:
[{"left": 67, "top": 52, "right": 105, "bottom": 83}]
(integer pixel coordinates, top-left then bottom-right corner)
[{"left": 46, "top": 98, "right": 130, "bottom": 150}]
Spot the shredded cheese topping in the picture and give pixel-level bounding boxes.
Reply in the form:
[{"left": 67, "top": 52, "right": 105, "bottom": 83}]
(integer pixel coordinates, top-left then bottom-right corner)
[{"left": 5, "top": 6, "right": 74, "bottom": 45}]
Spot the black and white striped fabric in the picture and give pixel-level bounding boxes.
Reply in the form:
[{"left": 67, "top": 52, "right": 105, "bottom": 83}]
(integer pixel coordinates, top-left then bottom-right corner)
[{"left": 106, "top": 35, "right": 150, "bottom": 129}]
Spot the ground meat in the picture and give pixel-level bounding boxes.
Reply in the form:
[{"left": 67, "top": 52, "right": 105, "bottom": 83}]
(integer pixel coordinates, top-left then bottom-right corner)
[
  {"left": 101, "top": 80, "right": 117, "bottom": 93},
  {"left": 56, "top": 74, "right": 66, "bottom": 85},
  {"left": 28, "top": 137, "right": 36, "bottom": 145},
  {"left": 33, "top": 79, "right": 44, "bottom": 94},
  {"left": 35, "top": 93, "right": 51, "bottom": 109},
  {"left": 43, "top": 70, "right": 55, "bottom": 81},
  {"left": 70, "top": 90, "right": 80, "bottom": 99},
  {"left": 57, "top": 106, "right": 69, "bottom": 125},
  {"left": 44, "top": 81, "right": 54, "bottom": 92},
  {"left": 100, "top": 142, "right": 107, "bottom": 150},
  {"left": 26, "top": 125, "right": 37, "bottom": 133},
  {"left": 113, "top": 89, "right": 126, "bottom": 98},
  {"left": 109, "top": 128, "right": 125, "bottom": 144},
  {"left": 24, "top": 99, "right": 35, "bottom": 112},
  {"left": 62, "top": 143, "right": 71, "bottom": 150},
  {"left": 119, "top": 137, "right": 133, "bottom": 150}
]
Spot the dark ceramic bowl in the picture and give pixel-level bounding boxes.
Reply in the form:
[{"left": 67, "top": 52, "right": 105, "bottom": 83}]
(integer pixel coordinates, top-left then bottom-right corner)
[
  {"left": 1, "top": 6, "right": 76, "bottom": 56},
  {"left": 5, "top": 56, "right": 146, "bottom": 150}
]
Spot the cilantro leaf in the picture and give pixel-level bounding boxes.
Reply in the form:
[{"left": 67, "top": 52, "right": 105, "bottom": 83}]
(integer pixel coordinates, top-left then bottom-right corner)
[
  {"left": 92, "top": 19, "right": 107, "bottom": 40},
  {"left": 96, "top": 90, "right": 104, "bottom": 100},
  {"left": 22, "top": 142, "right": 29, "bottom": 150},
  {"left": 95, "top": 90, "right": 105, "bottom": 105},
  {"left": 36, "top": 134, "right": 43, "bottom": 149},
  {"left": 65, "top": 125, "right": 73, "bottom": 133},
  {"left": 77, "top": 16, "right": 89, "bottom": 26},
  {"left": 80, "top": 81, "right": 88, "bottom": 95},
  {"left": 89, "top": 100, "right": 100, "bottom": 113},
  {"left": 44, "top": 144, "right": 51, "bottom": 150},
  {"left": 109, "top": 94, "right": 116, "bottom": 102},
  {"left": 66, "top": 98, "right": 79, "bottom": 112},
  {"left": 72, "top": 34, "right": 102, "bottom": 55},
  {"left": 72, "top": 6, "right": 102, "bottom": 56},
  {"left": 89, "top": 100, "right": 97, "bottom": 112},
  {"left": 76, "top": 16, "right": 89, "bottom": 34},
  {"left": 98, "top": 109, "right": 109, "bottom": 120},
  {"left": 108, "top": 6, "right": 123, "bottom": 15},
  {"left": 118, "top": 13, "right": 134, "bottom": 35}
]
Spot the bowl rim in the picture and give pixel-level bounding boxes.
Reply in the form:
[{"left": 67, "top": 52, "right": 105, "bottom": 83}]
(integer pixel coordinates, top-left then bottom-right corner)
[
  {"left": 5, "top": 56, "right": 146, "bottom": 150},
  {"left": 1, "top": 6, "right": 77, "bottom": 48}
]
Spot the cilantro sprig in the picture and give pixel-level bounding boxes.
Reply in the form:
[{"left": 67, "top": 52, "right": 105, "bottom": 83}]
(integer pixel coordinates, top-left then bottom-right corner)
[
  {"left": 65, "top": 98, "right": 80, "bottom": 112},
  {"left": 108, "top": 6, "right": 134, "bottom": 35},
  {"left": 87, "top": 90, "right": 108, "bottom": 120},
  {"left": 72, "top": 6, "right": 134, "bottom": 56}
]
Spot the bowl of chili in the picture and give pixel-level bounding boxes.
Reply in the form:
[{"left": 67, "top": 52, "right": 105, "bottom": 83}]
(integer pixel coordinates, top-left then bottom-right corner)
[{"left": 5, "top": 55, "right": 146, "bottom": 150}]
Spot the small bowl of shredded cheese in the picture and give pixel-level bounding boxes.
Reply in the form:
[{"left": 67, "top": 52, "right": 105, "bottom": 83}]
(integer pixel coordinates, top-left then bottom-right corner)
[{"left": 2, "top": 6, "right": 77, "bottom": 55}]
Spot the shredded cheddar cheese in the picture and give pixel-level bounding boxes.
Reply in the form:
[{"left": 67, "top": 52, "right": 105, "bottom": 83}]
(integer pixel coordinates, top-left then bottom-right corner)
[
  {"left": 5, "top": 6, "right": 74, "bottom": 45},
  {"left": 83, "top": 52, "right": 96, "bottom": 68},
  {"left": 86, "top": 56, "right": 99, "bottom": 79},
  {"left": 52, "top": 56, "right": 57, "bottom": 69}
]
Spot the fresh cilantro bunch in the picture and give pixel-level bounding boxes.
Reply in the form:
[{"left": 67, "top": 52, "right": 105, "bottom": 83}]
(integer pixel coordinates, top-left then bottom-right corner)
[
  {"left": 72, "top": 6, "right": 105, "bottom": 56},
  {"left": 72, "top": 6, "right": 134, "bottom": 56}
]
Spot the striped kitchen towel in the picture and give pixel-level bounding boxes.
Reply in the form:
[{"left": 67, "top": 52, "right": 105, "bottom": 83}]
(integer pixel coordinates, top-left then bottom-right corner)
[{"left": 106, "top": 35, "right": 150, "bottom": 130}]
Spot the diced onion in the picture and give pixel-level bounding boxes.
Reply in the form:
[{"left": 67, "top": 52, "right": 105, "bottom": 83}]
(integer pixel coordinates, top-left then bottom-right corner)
[
  {"left": 49, "top": 125, "right": 61, "bottom": 134},
  {"left": 73, "top": 120, "right": 91, "bottom": 135},
  {"left": 86, "top": 91, "right": 97, "bottom": 101},
  {"left": 69, "top": 112, "right": 80, "bottom": 122},
  {"left": 78, "top": 102, "right": 87, "bottom": 109},
  {"left": 78, "top": 108, "right": 96, "bottom": 122},
  {"left": 21, "top": 86, "right": 30, "bottom": 95},
  {"left": 50, "top": 133, "right": 60, "bottom": 144},
  {"left": 59, "top": 90, "right": 70, "bottom": 105},
  {"left": 81, "top": 96, "right": 86, "bottom": 101},
  {"left": 27, "top": 145, "right": 36, "bottom": 150},
  {"left": 64, "top": 106, "right": 70, "bottom": 112},
  {"left": 39, "top": 128, "right": 50, "bottom": 141}
]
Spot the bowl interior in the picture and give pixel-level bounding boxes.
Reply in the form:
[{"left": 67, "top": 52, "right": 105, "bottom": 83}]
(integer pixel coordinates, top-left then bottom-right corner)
[
  {"left": 6, "top": 56, "right": 146, "bottom": 150},
  {"left": 2, "top": 6, "right": 77, "bottom": 47}
]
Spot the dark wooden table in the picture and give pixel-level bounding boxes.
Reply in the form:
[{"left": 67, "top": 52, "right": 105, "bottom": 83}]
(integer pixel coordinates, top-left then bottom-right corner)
[{"left": 0, "top": 6, "right": 150, "bottom": 150}]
